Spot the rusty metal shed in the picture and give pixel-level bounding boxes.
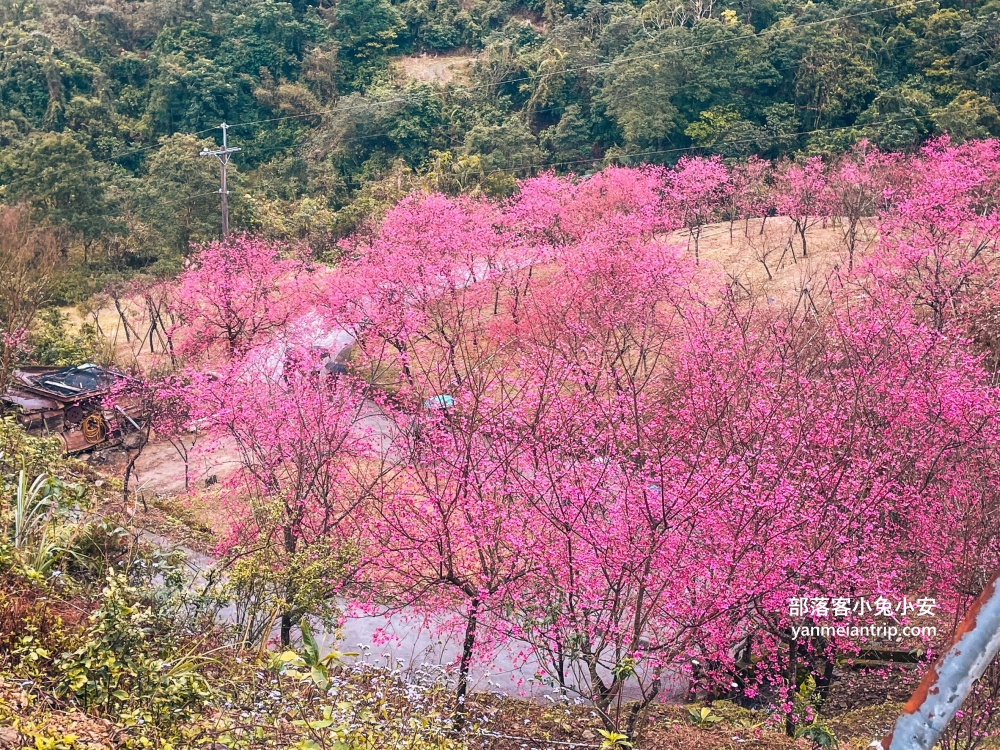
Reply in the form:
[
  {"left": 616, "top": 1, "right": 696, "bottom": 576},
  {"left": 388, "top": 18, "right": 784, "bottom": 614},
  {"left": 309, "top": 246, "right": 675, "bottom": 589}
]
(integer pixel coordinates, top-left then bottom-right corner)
[{"left": 2, "top": 364, "right": 140, "bottom": 454}]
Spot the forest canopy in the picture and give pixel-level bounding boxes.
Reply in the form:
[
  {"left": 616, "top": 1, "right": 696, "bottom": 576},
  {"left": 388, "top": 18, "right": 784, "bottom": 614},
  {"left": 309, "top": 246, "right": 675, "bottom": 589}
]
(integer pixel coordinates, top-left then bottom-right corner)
[{"left": 1, "top": 0, "right": 1000, "bottom": 288}]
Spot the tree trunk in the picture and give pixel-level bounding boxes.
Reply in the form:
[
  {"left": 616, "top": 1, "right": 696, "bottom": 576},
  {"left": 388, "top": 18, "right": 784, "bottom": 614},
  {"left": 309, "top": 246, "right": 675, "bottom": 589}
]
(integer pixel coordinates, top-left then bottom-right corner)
[
  {"left": 785, "top": 636, "right": 797, "bottom": 737},
  {"left": 817, "top": 654, "right": 835, "bottom": 703},
  {"left": 846, "top": 219, "right": 858, "bottom": 269},
  {"left": 453, "top": 598, "right": 480, "bottom": 732},
  {"left": 280, "top": 524, "right": 297, "bottom": 647},
  {"left": 123, "top": 449, "right": 147, "bottom": 512},
  {"left": 280, "top": 613, "right": 292, "bottom": 647},
  {"left": 625, "top": 671, "right": 662, "bottom": 741}
]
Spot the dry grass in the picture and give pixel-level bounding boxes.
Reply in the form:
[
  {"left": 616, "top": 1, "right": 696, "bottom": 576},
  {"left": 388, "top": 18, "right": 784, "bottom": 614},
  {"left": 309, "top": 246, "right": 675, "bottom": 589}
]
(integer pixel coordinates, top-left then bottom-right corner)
[
  {"left": 56, "top": 217, "right": 862, "bottom": 374},
  {"left": 61, "top": 296, "right": 172, "bottom": 373},
  {"left": 0, "top": 678, "right": 122, "bottom": 749},
  {"left": 669, "top": 215, "right": 876, "bottom": 306},
  {"left": 826, "top": 703, "right": 905, "bottom": 750},
  {"left": 395, "top": 53, "right": 475, "bottom": 84},
  {"left": 463, "top": 695, "right": 810, "bottom": 749}
]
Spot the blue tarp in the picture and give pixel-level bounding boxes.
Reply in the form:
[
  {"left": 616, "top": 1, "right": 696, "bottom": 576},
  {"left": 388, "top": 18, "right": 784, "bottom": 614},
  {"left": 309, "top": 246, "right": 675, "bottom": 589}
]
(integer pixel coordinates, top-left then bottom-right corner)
[{"left": 423, "top": 394, "right": 455, "bottom": 410}]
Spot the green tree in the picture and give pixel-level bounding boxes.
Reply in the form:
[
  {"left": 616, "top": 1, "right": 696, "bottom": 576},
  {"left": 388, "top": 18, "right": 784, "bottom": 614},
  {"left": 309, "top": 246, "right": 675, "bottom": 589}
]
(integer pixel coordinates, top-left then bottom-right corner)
[
  {"left": 954, "top": 13, "right": 1000, "bottom": 97},
  {"left": 463, "top": 116, "right": 543, "bottom": 173},
  {"left": 383, "top": 82, "right": 448, "bottom": 164},
  {"left": 792, "top": 37, "right": 878, "bottom": 130},
  {"left": 0, "top": 132, "right": 112, "bottom": 258},
  {"left": 684, "top": 106, "right": 767, "bottom": 157},
  {"left": 145, "top": 21, "right": 248, "bottom": 134},
  {"left": 857, "top": 85, "right": 935, "bottom": 151},
  {"left": 334, "top": 0, "right": 405, "bottom": 81},
  {"left": 0, "top": 35, "right": 55, "bottom": 126},
  {"left": 140, "top": 133, "right": 229, "bottom": 255},
  {"left": 597, "top": 19, "right": 778, "bottom": 151},
  {"left": 221, "top": 0, "right": 325, "bottom": 79},
  {"left": 540, "top": 103, "right": 595, "bottom": 163},
  {"left": 911, "top": 8, "right": 970, "bottom": 86},
  {"left": 932, "top": 90, "right": 1000, "bottom": 142}
]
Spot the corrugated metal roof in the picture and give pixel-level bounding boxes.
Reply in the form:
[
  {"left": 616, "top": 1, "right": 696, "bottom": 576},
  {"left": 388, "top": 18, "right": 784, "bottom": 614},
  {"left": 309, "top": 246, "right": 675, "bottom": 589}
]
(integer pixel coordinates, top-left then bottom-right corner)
[
  {"left": 1, "top": 388, "right": 60, "bottom": 411},
  {"left": 12, "top": 364, "right": 121, "bottom": 402}
]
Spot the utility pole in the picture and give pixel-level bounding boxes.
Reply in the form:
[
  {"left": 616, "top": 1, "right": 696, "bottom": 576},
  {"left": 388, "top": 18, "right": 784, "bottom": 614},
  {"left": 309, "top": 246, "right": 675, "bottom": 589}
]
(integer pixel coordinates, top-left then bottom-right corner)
[{"left": 199, "top": 123, "right": 241, "bottom": 238}]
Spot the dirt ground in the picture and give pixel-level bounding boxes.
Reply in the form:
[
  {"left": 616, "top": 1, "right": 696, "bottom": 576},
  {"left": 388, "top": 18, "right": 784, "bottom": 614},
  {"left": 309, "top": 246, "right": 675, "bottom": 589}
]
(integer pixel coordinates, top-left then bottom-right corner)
[
  {"left": 669, "top": 215, "right": 872, "bottom": 304},
  {"left": 70, "top": 217, "right": 870, "bottom": 547},
  {"left": 129, "top": 435, "right": 241, "bottom": 497},
  {"left": 87, "top": 434, "right": 241, "bottom": 553},
  {"left": 89, "top": 431, "right": 241, "bottom": 503},
  {"left": 395, "top": 53, "right": 475, "bottom": 83},
  {"left": 57, "top": 218, "right": 864, "bottom": 369}
]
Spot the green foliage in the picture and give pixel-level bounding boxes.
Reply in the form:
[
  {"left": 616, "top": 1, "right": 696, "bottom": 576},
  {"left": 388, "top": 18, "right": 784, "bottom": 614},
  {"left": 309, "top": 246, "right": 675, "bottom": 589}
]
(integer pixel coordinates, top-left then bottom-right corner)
[
  {"left": 791, "top": 676, "right": 839, "bottom": 749},
  {"left": 932, "top": 90, "right": 1000, "bottom": 142},
  {"left": 268, "top": 642, "right": 462, "bottom": 750},
  {"left": 463, "top": 116, "right": 543, "bottom": 172},
  {"left": 26, "top": 309, "right": 100, "bottom": 367},
  {"left": 598, "top": 730, "right": 633, "bottom": 749},
  {"left": 0, "top": 419, "right": 122, "bottom": 583},
  {"left": 3, "top": 0, "right": 1000, "bottom": 287},
  {"left": 399, "top": 0, "right": 484, "bottom": 51},
  {"left": 0, "top": 416, "right": 63, "bottom": 481},
  {"left": 687, "top": 706, "right": 724, "bottom": 726},
  {"left": 7, "top": 470, "right": 87, "bottom": 579},
  {"left": 335, "top": 0, "right": 405, "bottom": 81},
  {"left": 857, "top": 86, "right": 936, "bottom": 151},
  {"left": 54, "top": 572, "right": 213, "bottom": 723},
  {"left": 796, "top": 722, "right": 839, "bottom": 749},
  {"left": 0, "top": 132, "right": 112, "bottom": 244},
  {"left": 226, "top": 539, "right": 348, "bottom": 648},
  {"left": 272, "top": 620, "right": 357, "bottom": 693},
  {"left": 140, "top": 133, "right": 232, "bottom": 254},
  {"left": 223, "top": 0, "right": 326, "bottom": 79}
]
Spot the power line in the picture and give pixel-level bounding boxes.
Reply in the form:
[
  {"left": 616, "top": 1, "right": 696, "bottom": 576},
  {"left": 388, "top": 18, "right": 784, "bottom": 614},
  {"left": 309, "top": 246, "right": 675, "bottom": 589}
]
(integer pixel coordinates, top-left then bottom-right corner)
[
  {"left": 200, "top": 123, "right": 241, "bottom": 237},
  {"left": 93, "top": 40, "right": 914, "bottom": 173},
  {"left": 300, "top": 42, "right": 904, "bottom": 155},
  {"left": 429, "top": 113, "right": 931, "bottom": 182},
  {"left": 157, "top": 190, "right": 224, "bottom": 208},
  {"left": 94, "top": 126, "right": 223, "bottom": 166},
  {"left": 213, "top": 113, "right": 927, "bottom": 209},
  {"left": 186, "top": 51, "right": 932, "bottom": 196},
  {"left": 227, "top": 35, "right": 926, "bottom": 179},
  {"left": 262, "top": 112, "right": 906, "bottom": 206}
]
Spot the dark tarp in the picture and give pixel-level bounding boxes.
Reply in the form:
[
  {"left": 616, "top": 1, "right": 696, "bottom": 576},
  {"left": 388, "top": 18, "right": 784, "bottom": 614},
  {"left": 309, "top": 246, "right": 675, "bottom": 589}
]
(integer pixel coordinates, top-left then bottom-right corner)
[{"left": 17, "top": 364, "right": 120, "bottom": 399}]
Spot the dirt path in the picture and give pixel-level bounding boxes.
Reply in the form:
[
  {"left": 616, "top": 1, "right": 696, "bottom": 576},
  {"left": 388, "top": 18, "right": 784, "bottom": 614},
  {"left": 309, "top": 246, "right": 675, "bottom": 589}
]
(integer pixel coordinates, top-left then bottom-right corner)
[
  {"left": 131, "top": 438, "right": 242, "bottom": 497},
  {"left": 115, "top": 405, "right": 679, "bottom": 701},
  {"left": 142, "top": 525, "right": 682, "bottom": 701}
]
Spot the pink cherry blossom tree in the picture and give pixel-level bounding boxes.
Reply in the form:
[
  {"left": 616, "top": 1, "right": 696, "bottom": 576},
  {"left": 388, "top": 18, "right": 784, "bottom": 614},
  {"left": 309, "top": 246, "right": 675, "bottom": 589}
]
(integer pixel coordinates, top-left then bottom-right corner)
[
  {"left": 726, "top": 155, "right": 773, "bottom": 240},
  {"left": 184, "top": 347, "right": 386, "bottom": 645},
  {"left": 352, "top": 388, "right": 542, "bottom": 729},
  {"left": 826, "top": 141, "right": 904, "bottom": 269},
  {"left": 666, "top": 156, "right": 730, "bottom": 263},
  {"left": 324, "top": 193, "right": 514, "bottom": 391},
  {"left": 772, "top": 156, "right": 831, "bottom": 261},
  {"left": 167, "top": 236, "right": 313, "bottom": 363},
  {"left": 864, "top": 138, "right": 1000, "bottom": 329},
  {"left": 128, "top": 145, "right": 1000, "bottom": 747}
]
